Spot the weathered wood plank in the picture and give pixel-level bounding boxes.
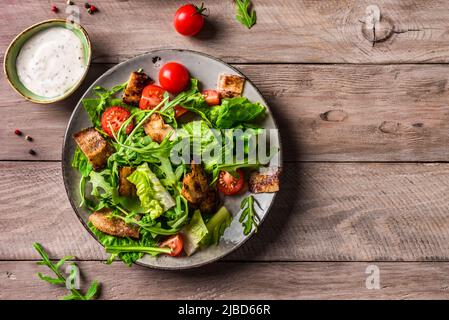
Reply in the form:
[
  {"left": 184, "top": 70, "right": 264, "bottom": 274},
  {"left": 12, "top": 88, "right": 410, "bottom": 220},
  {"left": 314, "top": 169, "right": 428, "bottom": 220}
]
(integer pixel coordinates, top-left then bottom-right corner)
[
  {"left": 0, "top": 64, "right": 111, "bottom": 161},
  {"left": 2, "top": 162, "right": 449, "bottom": 261},
  {"left": 2, "top": 64, "right": 449, "bottom": 161},
  {"left": 1, "top": 0, "right": 449, "bottom": 64},
  {"left": 2, "top": 261, "right": 449, "bottom": 299}
]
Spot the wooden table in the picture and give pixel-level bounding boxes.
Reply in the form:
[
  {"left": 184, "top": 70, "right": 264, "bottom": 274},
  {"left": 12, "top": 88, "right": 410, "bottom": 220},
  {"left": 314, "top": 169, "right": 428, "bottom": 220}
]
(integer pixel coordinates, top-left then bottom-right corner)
[{"left": 2, "top": 0, "right": 449, "bottom": 300}]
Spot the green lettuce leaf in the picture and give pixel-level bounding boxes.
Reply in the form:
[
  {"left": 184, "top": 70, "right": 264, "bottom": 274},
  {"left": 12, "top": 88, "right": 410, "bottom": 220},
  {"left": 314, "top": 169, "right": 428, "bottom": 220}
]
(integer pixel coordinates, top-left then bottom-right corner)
[
  {"left": 201, "top": 206, "right": 232, "bottom": 246},
  {"left": 127, "top": 163, "right": 175, "bottom": 219},
  {"left": 214, "top": 97, "right": 266, "bottom": 129},
  {"left": 181, "top": 210, "right": 209, "bottom": 256}
]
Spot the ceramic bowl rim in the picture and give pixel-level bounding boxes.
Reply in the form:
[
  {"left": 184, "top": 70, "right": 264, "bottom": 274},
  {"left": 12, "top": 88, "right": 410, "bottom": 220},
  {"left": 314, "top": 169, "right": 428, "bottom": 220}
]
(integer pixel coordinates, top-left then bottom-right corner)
[{"left": 3, "top": 19, "right": 92, "bottom": 104}]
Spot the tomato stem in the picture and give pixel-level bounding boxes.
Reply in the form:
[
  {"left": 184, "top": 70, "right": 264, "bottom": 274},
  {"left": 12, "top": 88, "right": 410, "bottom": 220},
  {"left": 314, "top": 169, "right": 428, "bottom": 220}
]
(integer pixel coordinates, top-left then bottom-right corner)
[{"left": 194, "top": 2, "right": 209, "bottom": 17}]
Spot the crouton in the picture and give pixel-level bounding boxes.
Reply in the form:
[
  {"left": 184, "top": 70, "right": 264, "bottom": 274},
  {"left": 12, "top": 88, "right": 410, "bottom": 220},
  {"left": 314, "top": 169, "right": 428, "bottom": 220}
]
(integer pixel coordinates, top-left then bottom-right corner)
[
  {"left": 181, "top": 162, "right": 218, "bottom": 214},
  {"left": 119, "top": 167, "right": 136, "bottom": 197},
  {"left": 122, "top": 71, "right": 151, "bottom": 105},
  {"left": 217, "top": 73, "right": 245, "bottom": 98},
  {"left": 248, "top": 167, "right": 281, "bottom": 193},
  {"left": 143, "top": 113, "right": 174, "bottom": 143},
  {"left": 89, "top": 208, "right": 139, "bottom": 239},
  {"left": 73, "top": 127, "right": 114, "bottom": 171}
]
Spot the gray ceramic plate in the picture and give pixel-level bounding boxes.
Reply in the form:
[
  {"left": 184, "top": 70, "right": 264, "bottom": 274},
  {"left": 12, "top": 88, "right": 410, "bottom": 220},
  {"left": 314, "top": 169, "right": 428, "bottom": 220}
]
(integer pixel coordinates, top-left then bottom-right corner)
[{"left": 62, "top": 49, "right": 281, "bottom": 269}]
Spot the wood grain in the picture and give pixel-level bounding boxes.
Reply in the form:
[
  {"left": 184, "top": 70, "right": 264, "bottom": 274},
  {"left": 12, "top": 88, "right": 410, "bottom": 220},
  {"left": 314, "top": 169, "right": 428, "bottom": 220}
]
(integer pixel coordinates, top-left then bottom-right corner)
[
  {"left": 2, "top": 64, "right": 449, "bottom": 161},
  {"left": 2, "top": 261, "right": 449, "bottom": 299},
  {"left": 2, "top": 161, "right": 449, "bottom": 261},
  {"left": 2, "top": 0, "right": 449, "bottom": 64}
]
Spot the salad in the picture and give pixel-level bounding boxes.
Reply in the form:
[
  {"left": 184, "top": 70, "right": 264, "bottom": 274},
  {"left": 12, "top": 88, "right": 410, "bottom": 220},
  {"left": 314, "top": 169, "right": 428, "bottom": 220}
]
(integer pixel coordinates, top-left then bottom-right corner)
[{"left": 72, "top": 60, "right": 280, "bottom": 266}]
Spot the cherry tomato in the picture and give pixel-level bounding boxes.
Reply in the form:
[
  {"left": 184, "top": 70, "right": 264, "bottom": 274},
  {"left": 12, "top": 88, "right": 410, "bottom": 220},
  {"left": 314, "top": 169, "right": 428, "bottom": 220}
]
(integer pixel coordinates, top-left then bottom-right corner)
[
  {"left": 202, "top": 89, "right": 220, "bottom": 106},
  {"left": 139, "top": 85, "right": 166, "bottom": 110},
  {"left": 101, "top": 106, "right": 133, "bottom": 138},
  {"left": 217, "top": 169, "right": 245, "bottom": 196},
  {"left": 173, "top": 3, "right": 207, "bottom": 36},
  {"left": 159, "top": 62, "right": 190, "bottom": 94},
  {"left": 174, "top": 105, "right": 189, "bottom": 118},
  {"left": 160, "top": 234, "right": 184, "bottom": 257}
]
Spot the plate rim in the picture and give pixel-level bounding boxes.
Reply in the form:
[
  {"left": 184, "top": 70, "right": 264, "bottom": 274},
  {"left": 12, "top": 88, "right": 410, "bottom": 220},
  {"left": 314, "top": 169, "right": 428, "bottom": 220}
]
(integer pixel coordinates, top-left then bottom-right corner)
[{"left": 61, "top": 49, "right": 282, "bottom": 270}]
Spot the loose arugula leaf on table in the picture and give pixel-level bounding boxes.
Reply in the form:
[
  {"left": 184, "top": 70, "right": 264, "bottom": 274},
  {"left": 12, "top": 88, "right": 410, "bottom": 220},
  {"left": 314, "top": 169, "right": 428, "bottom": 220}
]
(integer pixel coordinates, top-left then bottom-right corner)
[
  {"left": 33, "top": 243, "right": 100, "bottom": 300},
  {"left": 239, "top": 195, "right": 260, "bottom": 235},
  {"left": 235, "top": 0, "right": 256, "bottom": 29}
]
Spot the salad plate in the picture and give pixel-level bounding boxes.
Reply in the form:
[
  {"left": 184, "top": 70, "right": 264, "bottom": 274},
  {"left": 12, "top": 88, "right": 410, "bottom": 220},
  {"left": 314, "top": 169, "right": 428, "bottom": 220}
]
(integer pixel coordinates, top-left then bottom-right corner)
[{"left": 62, "top": 49, "right": 281, "bottom": 269}]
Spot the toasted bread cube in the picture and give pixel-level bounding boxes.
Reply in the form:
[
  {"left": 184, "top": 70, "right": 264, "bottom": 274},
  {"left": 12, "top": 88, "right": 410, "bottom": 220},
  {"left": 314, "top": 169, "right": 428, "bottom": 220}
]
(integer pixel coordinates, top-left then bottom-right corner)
[
  {"left": 119, "top": 167, "right": 136, "bottom": 197},
  {"left": 143, "top": 113, "right": 174, "bottom": 143},
  {"left": 217, "top": 73, "right": 245, "bottom": 98},
  {"left": 89, "top": 208, "right": 139, "bottom": 239},
  {"left": 122, "top": 71, "right": 151, "bottom": 105},
  {"left": 248, "top": 167, "right": 281, "bottom": 193},
  {"left": 73, "top": 128, "right": 114, "bottom": 171}
]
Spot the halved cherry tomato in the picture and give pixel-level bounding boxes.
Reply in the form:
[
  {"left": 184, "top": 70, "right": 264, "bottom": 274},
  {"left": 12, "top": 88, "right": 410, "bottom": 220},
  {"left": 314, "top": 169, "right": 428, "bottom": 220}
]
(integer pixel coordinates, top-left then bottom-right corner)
[
  {"left": 202, "top": 89, "right": 220, "bottom": 106},
  {"left": 101, "top": 106, "right": 133, "bottom": 138},
  {"left": 159, "top": 62, "right": 190, "bottom": 94},
  {"left": 217, "top": 169, "right": 245, "bottom": 196},
  {"left": 160, "top": 234, "right": 184, "bottom": 257},
  {"left": 173, "top": 3, "right": 207, "bottom": 36},
  {"left": 174, "top": 105, "right": 189, "bottom": 118},
  {"left": 139, "top": 85, "right": 166, "bottom": 110}
]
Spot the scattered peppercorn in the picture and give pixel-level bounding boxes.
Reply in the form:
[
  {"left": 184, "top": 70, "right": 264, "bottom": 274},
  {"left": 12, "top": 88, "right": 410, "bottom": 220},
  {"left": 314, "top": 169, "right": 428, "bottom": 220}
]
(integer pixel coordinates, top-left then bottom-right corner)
[
  {"left": 84, "top": 2, "right": 90, "bottom": 8},
  {"left": 25, "top": 135, "right": 33, "bottom": 142},
  {"left": 29, "top": 149, "right": 36, "bottom": 156},
  {"left": 51, "top": 5, "right": 58, "bottom": 13},
  {"left": 14, "top": 129, "right": 22, "bottom": 136}
]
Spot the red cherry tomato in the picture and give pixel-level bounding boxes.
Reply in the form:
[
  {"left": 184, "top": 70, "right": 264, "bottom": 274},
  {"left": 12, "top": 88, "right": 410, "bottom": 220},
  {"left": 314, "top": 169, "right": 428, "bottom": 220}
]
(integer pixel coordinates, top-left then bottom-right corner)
[
  {"left": 217, "top": 169, "right": 245, "bottom": 196},
  {"left": 139, "top": 85, "right": 166, "bottom": 110},
  {"left": 202, "top": 89, "right": 220, "bottom": 106},
  {"left": 174, "top": 105, "right": 189, "bottom": 118},
  {"left": 160, "top": 234, "right": 184, "bottom": 257},
  {"left": 173, "top": 3, "right": 206, "bottom": 36},
  {"left": 101, "top": 106, "right": 133, "bottom": 138},
  {"left": 159, "top": 62, "right": 190, "bottom": 94}
]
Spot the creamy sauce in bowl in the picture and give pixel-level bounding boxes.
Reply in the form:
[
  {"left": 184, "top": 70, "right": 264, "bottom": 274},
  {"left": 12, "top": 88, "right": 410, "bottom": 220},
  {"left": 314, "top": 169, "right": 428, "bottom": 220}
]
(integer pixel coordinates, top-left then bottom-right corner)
[{"left": 16, "top": 27, "right": 86, "bottom": 98}]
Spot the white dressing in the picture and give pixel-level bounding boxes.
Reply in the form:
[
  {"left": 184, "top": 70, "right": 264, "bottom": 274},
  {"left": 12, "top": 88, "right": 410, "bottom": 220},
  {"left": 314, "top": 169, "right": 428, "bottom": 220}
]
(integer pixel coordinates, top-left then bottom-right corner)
[{"left": 16, "top": 27, "right": 86, "bottom": 98}]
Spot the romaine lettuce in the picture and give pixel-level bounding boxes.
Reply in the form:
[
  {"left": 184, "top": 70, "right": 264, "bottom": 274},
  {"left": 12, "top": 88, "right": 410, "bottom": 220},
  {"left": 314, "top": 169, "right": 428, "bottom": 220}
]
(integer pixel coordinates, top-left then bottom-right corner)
[{"left": 127, "top": 163, "right": 175, "bottom": 219}]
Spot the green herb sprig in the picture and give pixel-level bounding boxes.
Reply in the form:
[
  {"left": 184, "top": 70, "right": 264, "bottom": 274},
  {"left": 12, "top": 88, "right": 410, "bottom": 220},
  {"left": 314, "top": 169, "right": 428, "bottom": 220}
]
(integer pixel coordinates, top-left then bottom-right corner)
[
  {"left": 235, "top": 0, "right": 256, "bottom": 29},
  {"left": 239, "top": 195, "right": 260, "bottom": 235},
  {"left": 34, "top": 243, "right": 100, "bottom": 300}
]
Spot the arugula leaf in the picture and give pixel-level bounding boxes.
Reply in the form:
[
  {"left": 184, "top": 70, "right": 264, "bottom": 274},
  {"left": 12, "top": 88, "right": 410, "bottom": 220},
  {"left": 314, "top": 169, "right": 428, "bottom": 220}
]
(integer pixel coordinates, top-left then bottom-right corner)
[
  {"left": 72, "top": 147, "right": 94, "bottom": 207},
  {"left": 82, "top": 82, "right": 127, "bottom": 128},
  {"left": 235, "top": 0, "right": 256, "bottom": 29},
  {"left": 72, "top": 147, "right": 93, "bottom": 177},
  {"left": 33, "top": 243, "right": 100, "bottom": 300},
  {"left": 239, "top": 195, "right": 260, "bottom": 235},
  {"left": 88, "top": 221, "right": 171, "bottom": 266}
]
